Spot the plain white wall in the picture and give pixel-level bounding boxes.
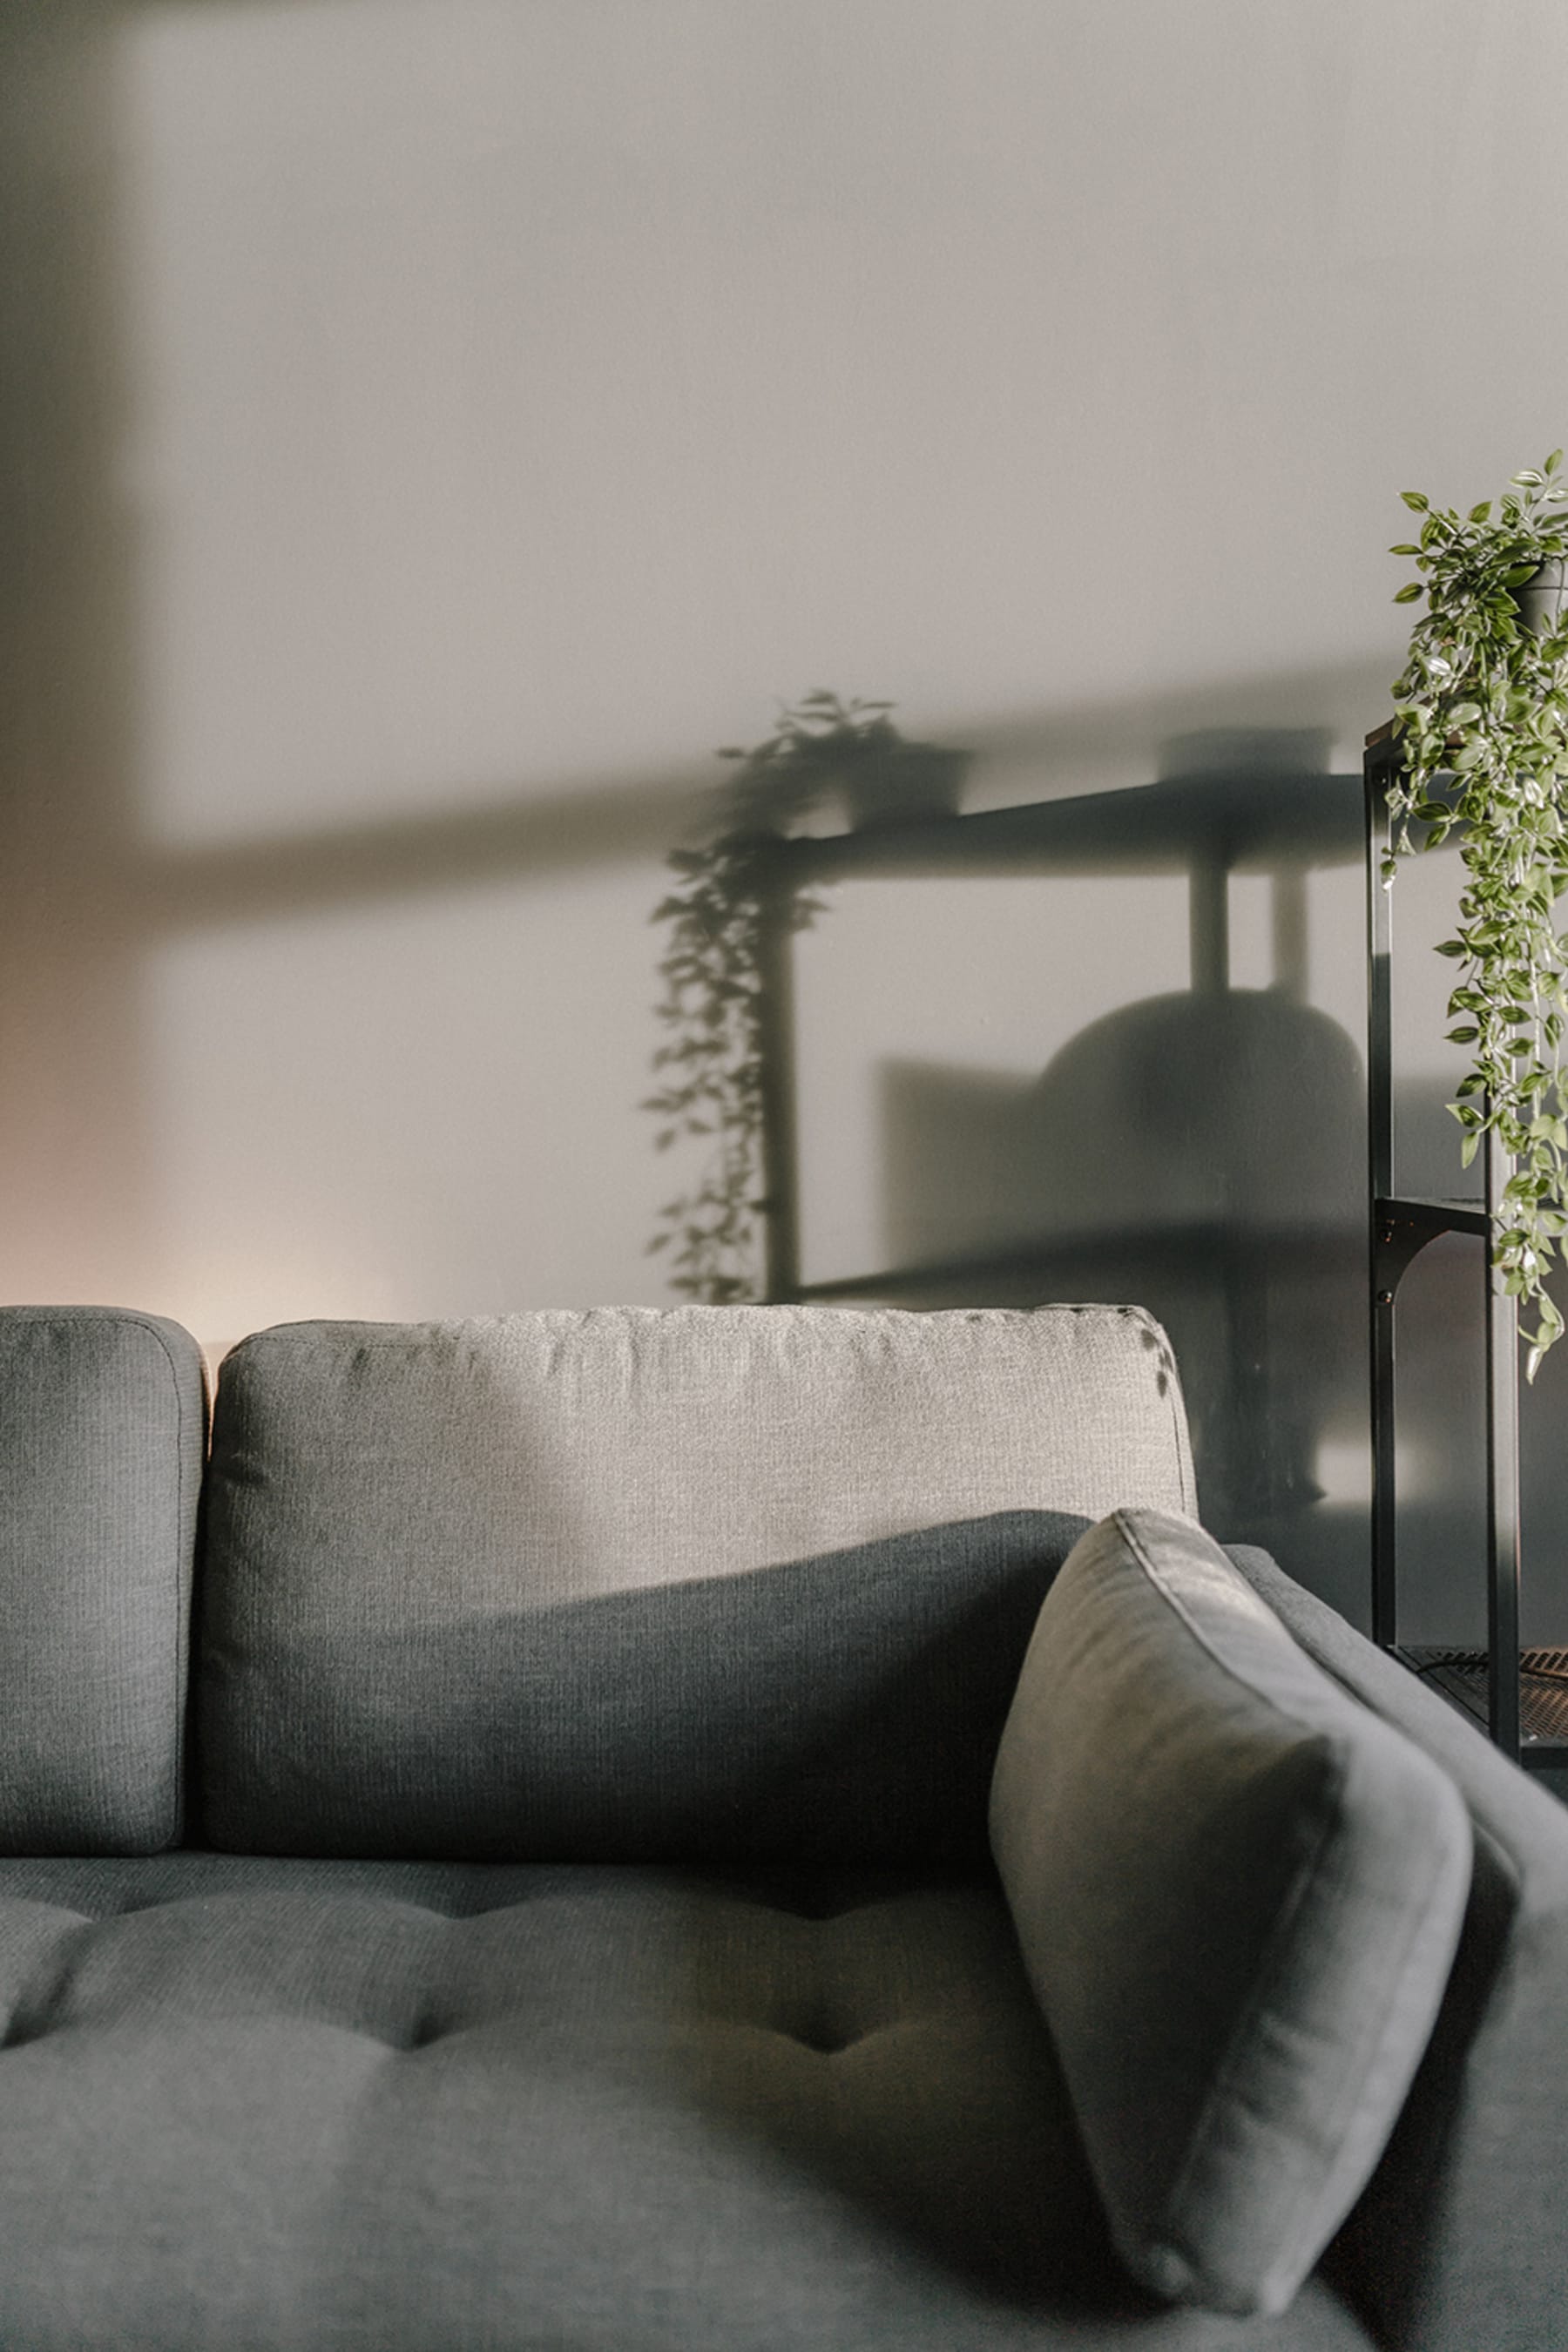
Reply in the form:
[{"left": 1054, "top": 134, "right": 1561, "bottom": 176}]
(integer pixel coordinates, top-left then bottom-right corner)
[{"left": 4, "top": 0, "right": 1568, "bottom": 1613}]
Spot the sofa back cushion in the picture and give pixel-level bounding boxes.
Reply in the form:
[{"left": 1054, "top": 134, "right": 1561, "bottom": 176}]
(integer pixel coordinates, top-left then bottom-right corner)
[
  {"left": 990, "top": 1508, "right": 1472, "bottom": 2318},
  {"left": 1223, "top": 1542, "right": 1568, "bottom": 2352},
  {"left": 0, "top": 1307, "right": 206, "bottom": 1854},
  {"left": 194, "top": 1304, "right": 1194, "bottom": 1860}
]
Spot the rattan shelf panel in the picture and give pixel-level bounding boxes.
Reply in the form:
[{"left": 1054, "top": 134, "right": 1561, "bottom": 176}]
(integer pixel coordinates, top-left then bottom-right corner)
[{"left": 1400, "top": 1647, "right": 1568, "bottom": 1749}]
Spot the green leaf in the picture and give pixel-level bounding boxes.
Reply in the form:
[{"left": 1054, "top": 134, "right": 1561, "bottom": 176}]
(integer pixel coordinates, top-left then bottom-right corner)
[
  {"left": 1400, "top": 490, "right": 1429, "bottom": 511},
  {"left": 1394, "top": 582, "right": 1423, "bottom": 603},
  {"left": 1469, "top": 502, "right": 1494, "bottom": 524},
  {"left": 1548, "top": 449, "right": 1564, "bottom": 476}
]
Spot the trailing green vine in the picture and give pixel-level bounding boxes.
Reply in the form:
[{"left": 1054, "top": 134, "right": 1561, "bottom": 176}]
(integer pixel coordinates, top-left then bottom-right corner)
[
  {"left": 1388, "top": 454, "right": 1568, "bottom": 1375},
  {"left": 644, "top": 694, "right": 905, "bottom": 1301}
]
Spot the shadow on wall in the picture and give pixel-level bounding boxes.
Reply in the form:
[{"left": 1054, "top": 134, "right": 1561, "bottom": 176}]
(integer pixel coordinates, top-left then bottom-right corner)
[
  {"left": 757, "top": 729, "right": 1372, "bottom": 1625},
  {"left": 880, "top": 986, "right": 1363, "bottom": 1539},
  {"left": 0, "top": 7, "right": 1390, "bottom": 1632}
]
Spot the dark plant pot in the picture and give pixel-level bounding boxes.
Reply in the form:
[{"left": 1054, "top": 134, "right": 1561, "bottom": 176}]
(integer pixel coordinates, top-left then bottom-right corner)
[
  {"left": 1511, "top": 553, "right": 1568, "bottom": 638},
  {"left": 843, "top": 745, "right": 968, "bottom": 831}
]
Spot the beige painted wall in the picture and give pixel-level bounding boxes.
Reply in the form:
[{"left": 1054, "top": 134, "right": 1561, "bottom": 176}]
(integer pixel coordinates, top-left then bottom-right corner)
[{"left": 5, "top": 0, "right": 1568, "bottom": 1617}]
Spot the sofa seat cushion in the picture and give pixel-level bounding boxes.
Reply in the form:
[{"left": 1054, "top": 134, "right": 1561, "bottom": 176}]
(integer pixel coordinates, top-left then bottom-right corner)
[{"left": 0, "top": 1856, "right": 1375, "bottom": 2352}]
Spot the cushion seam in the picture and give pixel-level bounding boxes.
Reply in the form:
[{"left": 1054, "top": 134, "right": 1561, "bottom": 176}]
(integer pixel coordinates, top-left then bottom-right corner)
[
  {"left": 1161, "top": 1761, "right": 1467, "bottom": 2301},
  {"left": 1152, "top": 1747, "right": 1344, "bottom": 2281},
  {"left": 1262, "top": 1816, "right": 1473, "bottom": 2288},
  {"left": 1115, "top": 1510, "right": 1339, "bottom": 1747},
  {"left": 128, "top": 1315, "right": 197, "bottom": 1848}
]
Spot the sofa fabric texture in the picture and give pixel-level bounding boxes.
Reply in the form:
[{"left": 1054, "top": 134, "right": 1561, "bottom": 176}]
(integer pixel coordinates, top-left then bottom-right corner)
[
  {"left": 1228, "top": 1544, "right": 1568, "bottom": 2352},
  {"left": 990, "top": 1510, "right": 1473, "bottom": 2320},
  {"left": 6, "top": 1299, "right": 1568, "bottom": 2350},
  {"left": 0, "top": 1307, "right": 206, "bottom": 1855},
  {"left": 0, "top": 1853, "right": 1379, "bottom": 2352},
  {"left": 194, "top": 1306, "right": 1193, "bottom": 1859}
]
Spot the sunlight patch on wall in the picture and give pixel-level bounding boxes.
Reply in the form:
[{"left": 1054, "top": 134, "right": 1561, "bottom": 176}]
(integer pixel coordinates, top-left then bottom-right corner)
[
  {"left": 108, "top": 0, "right": 1436, "bottom": 857},
  {"left": 145, "top": 867, "right": 665, "bottom": 1348},
  {"left": 1225, "top": 872, "right": 1273, "bottom": 993},
  {"left": 1311, "top": 1439, "right": 1370, "bottom": 1510}
]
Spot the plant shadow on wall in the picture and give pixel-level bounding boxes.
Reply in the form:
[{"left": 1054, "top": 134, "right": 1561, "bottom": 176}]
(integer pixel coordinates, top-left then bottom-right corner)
[{"left": 645, "top": 696, "right": 968, "bottom": 1301}]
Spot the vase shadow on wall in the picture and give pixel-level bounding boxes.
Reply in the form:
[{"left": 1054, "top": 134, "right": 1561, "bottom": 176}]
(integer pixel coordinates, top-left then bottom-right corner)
[{"left": 879, "top": 987, "right": 1363, "bottom": 1543}]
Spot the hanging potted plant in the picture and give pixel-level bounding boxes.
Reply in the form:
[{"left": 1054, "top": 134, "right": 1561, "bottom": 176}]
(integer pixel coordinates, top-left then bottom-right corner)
[
  {"left": 1386, "top": 453, "right": 1568, "bottom": 1374},
  {"left": 644, "top": 693, "right": 965, "bottom": 1302}
]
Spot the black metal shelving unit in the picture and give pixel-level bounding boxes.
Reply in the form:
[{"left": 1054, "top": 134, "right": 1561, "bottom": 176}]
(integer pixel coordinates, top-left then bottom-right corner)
[{"left": 1366, "top": 723, "right": 1568, "bottom": 1769}]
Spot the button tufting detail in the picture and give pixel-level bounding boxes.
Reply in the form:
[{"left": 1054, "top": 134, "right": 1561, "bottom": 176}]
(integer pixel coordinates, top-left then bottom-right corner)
[
  {"left": 780, "top": 2006, "right": 861, "bottom": 2056},
  {"left": 749, "top": 1892, "right": 888, "bottom": 1924}
]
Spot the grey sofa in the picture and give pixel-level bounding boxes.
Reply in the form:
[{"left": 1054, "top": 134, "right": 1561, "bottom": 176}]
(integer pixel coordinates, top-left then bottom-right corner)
[{"left": 1, "top": 1301, "right": 1565, "bottom": 2351}]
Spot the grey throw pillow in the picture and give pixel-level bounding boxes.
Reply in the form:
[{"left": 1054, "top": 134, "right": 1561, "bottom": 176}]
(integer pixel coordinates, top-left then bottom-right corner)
[{"left": 989, "top": 1507, "right": 1472, "bottom": 2317}]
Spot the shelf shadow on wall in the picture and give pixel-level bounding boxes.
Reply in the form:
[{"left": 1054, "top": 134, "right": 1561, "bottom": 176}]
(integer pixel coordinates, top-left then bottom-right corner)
[
  {"left": 764, "top": 734, "right": 1370, "bottom": 1621},
  {"left": 880, "top": 977, "right": 1363, "bottom": 1496}
]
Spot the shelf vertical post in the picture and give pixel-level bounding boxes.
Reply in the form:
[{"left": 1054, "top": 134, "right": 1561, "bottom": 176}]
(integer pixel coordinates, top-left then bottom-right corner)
[
  {"left": 1366, "top": 733, "right": 1399, "bottom": 1648},
  {"left": 1484, "top": 1117, "right": 1524, "bottom": 1760},
  {"left": 754, "top": 839, "right": 802, "bottom": 1305}
]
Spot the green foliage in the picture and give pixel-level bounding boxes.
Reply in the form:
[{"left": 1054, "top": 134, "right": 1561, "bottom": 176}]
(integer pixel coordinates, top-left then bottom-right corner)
[
  {"left": 644, "top": 695, "right": 900, "bottom": 1301},
  {"left": 1388, "top": 453, "right": 1568, "bottom": 1375}
]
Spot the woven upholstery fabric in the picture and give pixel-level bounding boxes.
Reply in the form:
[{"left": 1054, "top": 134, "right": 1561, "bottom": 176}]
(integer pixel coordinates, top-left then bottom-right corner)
[
  {"left": 0, "top": 1854, "right": 1377, "bottom": 2352},
  {"left": 990, "top": 1511, "right": 1472, "bottom": 2320},
  {"left": 195, "top": 1306, "right": 1193, "bottom": 1859},
  {"left": 0, "top": 1308, "right": 206, "bottom": 1854},
  {"left": 1227, "top": 1544, "right": 1568, "bottom": 2352}
]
